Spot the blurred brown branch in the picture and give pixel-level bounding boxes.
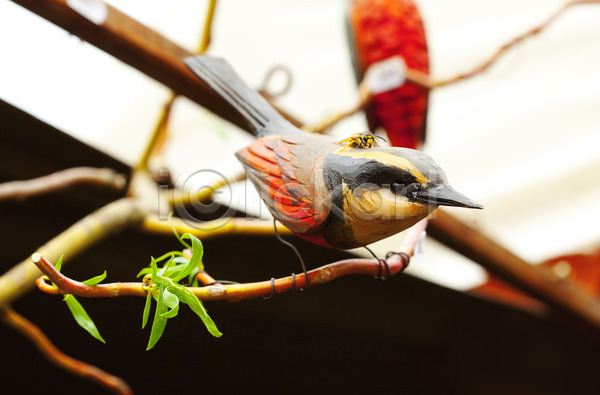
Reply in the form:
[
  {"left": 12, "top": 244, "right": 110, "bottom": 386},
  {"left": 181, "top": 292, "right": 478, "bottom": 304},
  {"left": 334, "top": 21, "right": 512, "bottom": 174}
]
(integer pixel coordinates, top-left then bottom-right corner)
[
  {"left": 0, "top": 306, "right": 132, "bottom": 395},
  {"left": 302, "top": 86, "right": 371, "bottom": 134},
  {"left": 168, "top": 172, "right": 246, "bottom": 207},
  {"left": 10, "top": 0, "right": 302, "bottom": 134},
  {"left": 137, "top": 0, "right": 219, "bottom": 172},
  {"left": 140, "top": 216, "right": 292, "bottom": 240},
  {"left": 428, "top": 210, "right": 600, "bottom": 331},
  {"left": 0, "top": 198, "right": 144, "bottom": 309},
  {"left": 0, "top": 167, "right": 126, "bottom": 201}
]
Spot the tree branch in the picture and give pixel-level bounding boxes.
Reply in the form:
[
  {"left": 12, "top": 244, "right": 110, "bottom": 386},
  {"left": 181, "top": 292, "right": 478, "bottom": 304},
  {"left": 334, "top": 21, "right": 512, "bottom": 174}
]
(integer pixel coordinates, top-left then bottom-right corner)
[
  {"left": 430, "top": 0, "right": 598, "bottom": 88},
  {"left": 0, "top": 306, "right": 132, "bottom": 395},
  {"left": 302, "top": 87, "right": 371, "bottom": 134},
  {"left": 0, "top": 167, "right": 126, "bottom": 201},
  {"left": 32, "top": 220, "right": 425, "bottom": 302},
  {"left": 31, "top": 254, "right": 408, "bottom": 301},
  {"left": 10, "top": 0, "right": 302, "bottom": 133},
  {"left": 168, "top": 172, "right": 246, "bottom": 207},
  {"left": 428, "top": 210, "right": 600, "bottom": 331},
  {"left": 139, "top": 216, "right": 293, "bottom": 239},
  {"left": 136, "top": 0, "right": 219, "bottom": 171},
  {"left": 0, "top": 198, "right": 145, "bottom": 308}
]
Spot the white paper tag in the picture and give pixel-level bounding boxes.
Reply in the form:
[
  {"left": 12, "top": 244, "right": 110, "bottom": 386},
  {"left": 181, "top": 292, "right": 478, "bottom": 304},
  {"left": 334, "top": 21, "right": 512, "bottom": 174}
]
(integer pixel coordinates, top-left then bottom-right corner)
[
  {"left": 67, "top": 0, "right": 108, "bottom": 25},
  {"left": 363, "top": 56, "right": 407, "bottom": 95}
]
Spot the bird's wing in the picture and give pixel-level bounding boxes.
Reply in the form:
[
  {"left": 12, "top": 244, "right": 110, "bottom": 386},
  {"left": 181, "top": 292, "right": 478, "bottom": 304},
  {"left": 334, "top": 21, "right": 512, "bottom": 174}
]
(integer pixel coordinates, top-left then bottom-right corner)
[{"left": 236, "top": 135, "right": 328, "bottom": 234}]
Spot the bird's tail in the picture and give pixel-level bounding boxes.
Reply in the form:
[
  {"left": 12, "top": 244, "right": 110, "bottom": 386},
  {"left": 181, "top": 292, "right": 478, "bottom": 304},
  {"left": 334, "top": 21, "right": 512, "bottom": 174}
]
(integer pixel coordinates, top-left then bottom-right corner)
[{"left": 184, "top": 55, "right": 298, "bottom": 138}]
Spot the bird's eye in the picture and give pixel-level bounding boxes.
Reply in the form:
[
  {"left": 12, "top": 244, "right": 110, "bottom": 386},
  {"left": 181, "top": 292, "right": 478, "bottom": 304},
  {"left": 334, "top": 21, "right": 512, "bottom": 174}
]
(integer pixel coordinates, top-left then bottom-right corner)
[{"left": 391, "top": 182, "right": 421, "bottom": 198}]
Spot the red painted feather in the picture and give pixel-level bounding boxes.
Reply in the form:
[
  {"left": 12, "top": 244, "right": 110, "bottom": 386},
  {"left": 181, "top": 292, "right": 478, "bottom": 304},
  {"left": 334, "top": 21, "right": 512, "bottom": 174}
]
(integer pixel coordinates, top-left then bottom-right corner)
[{"left": 236, "top": 136, "right": 322, "bottom": 233}]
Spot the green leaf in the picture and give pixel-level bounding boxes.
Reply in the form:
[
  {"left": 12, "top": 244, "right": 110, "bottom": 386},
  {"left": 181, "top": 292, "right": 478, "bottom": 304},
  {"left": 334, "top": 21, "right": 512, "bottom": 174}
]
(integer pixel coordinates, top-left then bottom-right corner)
[
  {"left": 142, "top": 289, "right": 152, "bottom": 329},
  {"left": 173, "top": 234, "right": 203, "bottom": 282},
  {"left": 172, "top": 256, "right": 190, "bottom": 265},
  {"left": 153, "top": 252, "right": 174, "bottom": 263},
  {"left": 150, "top": 257, "right": 158, "bottom": 278},
  {"left": 160, "top": 265, "right": 187, "bottom": 279},
  {"left": 82, "top": 271, "right": 107, "bottom": 286},
  {"left": 171, "top": 286, "right": 222, "bottom": 338},
  {"left": 160, "top": 305, "right": 179, "bottom": 319},
  {"left": 55, "top": 255, "right": 64, "bottom": 272},
  {"left": 139, "top": 230, "right": 221, "bottom": 347},
  {"left": 147, "top": 283, "right": 168, "bottom": 350},
  {"left": 63, "top": 295, "right": 105, "bottom": 343},
  {"left": 137, "top": 267, "right": 152, "bottom": 278},
  {"left": 160, "top": 288, "right": 179, "bottom": 318},
  {"left": 157, "top": 264, "right": 169, "bottom": 277},
  {"left": 137, "top": 253, "right": 187, "bottom": 278}
]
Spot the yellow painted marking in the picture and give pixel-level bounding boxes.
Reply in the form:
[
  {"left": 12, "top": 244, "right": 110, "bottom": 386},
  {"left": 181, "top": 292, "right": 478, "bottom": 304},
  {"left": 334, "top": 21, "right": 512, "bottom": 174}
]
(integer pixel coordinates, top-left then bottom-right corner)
[
  {"left": 340, "top": 183, "right": 431, "bottom": 246},
  {"left": 333, "top": 150, "right": 429, "bottom": 184}
]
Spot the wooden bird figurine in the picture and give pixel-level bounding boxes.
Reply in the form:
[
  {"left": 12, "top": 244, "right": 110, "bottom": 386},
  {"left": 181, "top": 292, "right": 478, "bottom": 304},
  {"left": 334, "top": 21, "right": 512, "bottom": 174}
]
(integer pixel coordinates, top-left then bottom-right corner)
[{"left": 184, "top": 56, "right": 481, "bottom": 250}]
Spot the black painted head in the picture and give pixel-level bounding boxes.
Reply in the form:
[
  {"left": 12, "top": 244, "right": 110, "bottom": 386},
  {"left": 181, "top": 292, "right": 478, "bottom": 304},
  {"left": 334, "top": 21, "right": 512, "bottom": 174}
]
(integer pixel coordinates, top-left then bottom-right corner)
[
  {"left": 323, "top": 147, "right": 482, "bottom": 210},
  {"left": 315, "top": 142, "right": 482, "bottom": 248}
]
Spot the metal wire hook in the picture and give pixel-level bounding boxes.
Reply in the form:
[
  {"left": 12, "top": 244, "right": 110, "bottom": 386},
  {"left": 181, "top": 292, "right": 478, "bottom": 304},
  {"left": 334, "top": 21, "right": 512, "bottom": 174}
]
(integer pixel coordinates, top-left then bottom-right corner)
[
  {"left": 261, "top": 278, "right": 276, "bottom": 300},
  {"left": 385, "top": 251, "right": 411, "bottom": 272},
  {"left": 364, "top": 246, "right": 391, "bottom": 280},
  {"left": 273, "top": 219, "right": 309, "bottom": 290}
]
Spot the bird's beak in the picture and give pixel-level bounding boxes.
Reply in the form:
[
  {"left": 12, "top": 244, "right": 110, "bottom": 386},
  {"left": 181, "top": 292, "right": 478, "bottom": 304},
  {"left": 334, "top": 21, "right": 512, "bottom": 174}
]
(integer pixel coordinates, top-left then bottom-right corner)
[{"left": 414, "top": 184, "right": 484, "bottom": 209}]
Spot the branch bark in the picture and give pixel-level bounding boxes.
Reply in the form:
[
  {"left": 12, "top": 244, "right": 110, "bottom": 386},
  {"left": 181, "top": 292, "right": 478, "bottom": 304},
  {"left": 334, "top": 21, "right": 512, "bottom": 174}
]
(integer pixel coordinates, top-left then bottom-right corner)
[
  {"left": 10, "top": 0, "right": 302, "bottom": 132},
  {"left": 139, "top": 216, "right": 293, "bottom": 239},
  {"left": 0, "top": 167, "right": 126, "bottom": 201},
  {"left": 32, "top": 253, "right": 409, "bottom": 302},
  {"left": 32, "top": 220, "right": 424, "bottom": 302},
  {"left": 0, "top": 198, "right": 144, "bottom": 308},
  {"left": 0, "top": 306, "right": 132, "bottom": 395},
  {"left": 136, "top": 0, "right": 219, "bottom": 171},
  {"left": 428, "top": 210, "right": 600, "bottom": 331}
]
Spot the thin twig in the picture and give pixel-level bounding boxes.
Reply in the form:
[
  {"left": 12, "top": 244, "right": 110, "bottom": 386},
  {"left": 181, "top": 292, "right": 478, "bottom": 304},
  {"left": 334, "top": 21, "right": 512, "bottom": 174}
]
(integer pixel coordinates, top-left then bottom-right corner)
[
  {"left": 182, "top": 249, "right": 219, "bottom": 285},
  {"left": 136, "top": 97, "right": 175, "bottom": 172},
  {"left": 0, "top": 306, "right": 132, "bottom": 395},
  {"left": 0, "top": 198, "right": 145, "bottom": 308},
  {"left": 32, "top": 253, "right": 145, "bottom": 297},
  {"left": 196, "top": 271, "right": 219, "bottom": 285},
  {"left": 168, "top": 171, "right": 246, "bottom": 206},
  {"left": 304, "top": 0, "right": 598, "bottom": 132},
  {"left": 31, "top": 255, "right": 404, "bottom": 301},
  {"left": 32, "top": 221, "right": 424, "bottom": 302},
  {"left": 136, "top": 0, "right": 218, "bottom": 171},
  {"left": 35, "top": 276, "right": 63, "bottom": 295},
  {"left": 193, "top": 253, "right": 410, "bottom": 301},
  {"left": 0, "top": 167, "right": 126, "bottom": 201},
  {"left": 197, "top": 0, "right": 218, "bottom": 54},
  {"left": 302, "top": 86, "right": 371, "bottom": 134},
  {"left": 140, "top": 216, "right": 293, "bottom": 239},
  {"left": 431, "top": 0, "right": 598, "bottom": 88}
]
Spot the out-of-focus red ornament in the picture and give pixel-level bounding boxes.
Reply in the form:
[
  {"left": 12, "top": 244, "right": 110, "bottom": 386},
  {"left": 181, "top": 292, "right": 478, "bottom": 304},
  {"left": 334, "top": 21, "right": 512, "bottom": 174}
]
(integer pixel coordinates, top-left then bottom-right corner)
[
  {"left": 347, "top": 0, "right": 429, "bottom": 149},
  {"left": 470, "top": 249, "right": 600, "bottom": 313}
]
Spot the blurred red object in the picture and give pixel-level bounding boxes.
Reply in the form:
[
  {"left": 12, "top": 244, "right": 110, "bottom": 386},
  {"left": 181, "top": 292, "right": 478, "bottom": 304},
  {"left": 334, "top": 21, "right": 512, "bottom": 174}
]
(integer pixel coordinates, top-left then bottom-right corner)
[
  {"left": 471, "top": 249, "right": 600, "bottom": 313},
  {"left": 347, "top": 0, "right": 429, "bottom": 149}
]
